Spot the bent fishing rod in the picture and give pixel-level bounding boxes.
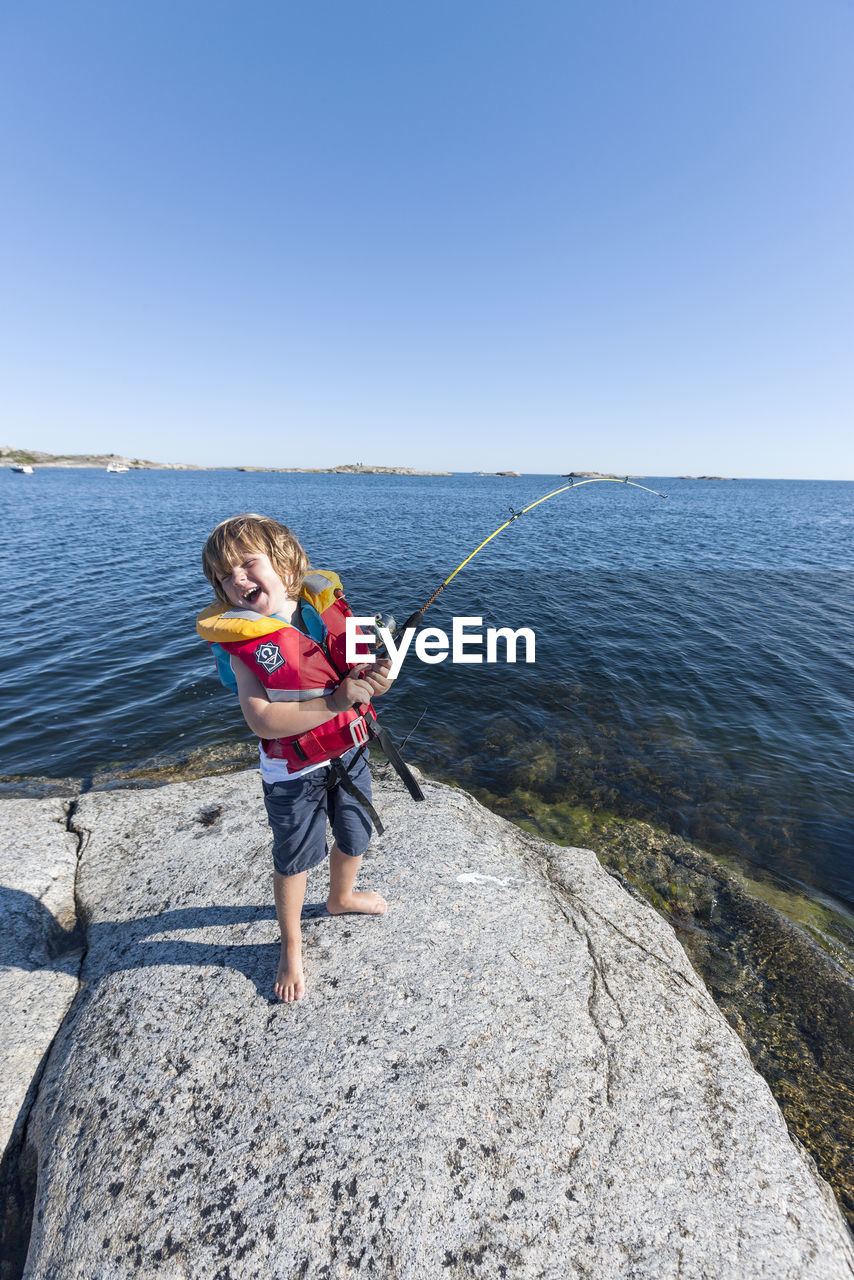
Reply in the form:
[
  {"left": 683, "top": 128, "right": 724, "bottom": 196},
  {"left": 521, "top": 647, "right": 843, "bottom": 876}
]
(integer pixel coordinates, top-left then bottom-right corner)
[{"left": 381, "top": 473, "right": 668, "bottom": 641}]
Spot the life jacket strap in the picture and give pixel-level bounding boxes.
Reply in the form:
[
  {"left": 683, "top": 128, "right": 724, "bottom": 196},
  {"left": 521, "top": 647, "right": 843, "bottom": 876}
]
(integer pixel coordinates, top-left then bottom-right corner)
[
  {"left": 368, "top": 721, "right": 425, "bottom": 802},
  {"left": 326, "top": 754, "right": 385, "bottom": 837},
  {"left": 349, "top": 714, "right": 371, "bottom": 749},
  {"left": 324, "top": 721, "right": 425, "bottom": 839},
  {"left": 287, "top": 704, "right": 377, "bottom": 763}
]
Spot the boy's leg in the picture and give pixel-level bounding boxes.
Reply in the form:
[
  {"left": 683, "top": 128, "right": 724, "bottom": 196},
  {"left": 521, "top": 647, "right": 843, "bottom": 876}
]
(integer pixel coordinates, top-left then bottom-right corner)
[
  {"left": 273, "top": 869, "right": 307, "bottom": 1001},
  {"left": 264, "top": 770, "right": 330, "bottom": 1000},
  {"left": 326, "top": 843, "right": 387, "bottom": 915},
  {"left": 326, "top": 748, "right": 386, "bottom": 915}
]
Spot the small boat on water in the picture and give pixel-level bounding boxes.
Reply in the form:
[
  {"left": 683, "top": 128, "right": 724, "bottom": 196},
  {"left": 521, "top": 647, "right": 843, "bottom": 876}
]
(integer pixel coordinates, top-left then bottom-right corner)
[
  {"left": 10, "top": 463, "right": 34, "bottom": 474},
  {"left": 106, "top": 462, "right": 130, "bottom": 473}
]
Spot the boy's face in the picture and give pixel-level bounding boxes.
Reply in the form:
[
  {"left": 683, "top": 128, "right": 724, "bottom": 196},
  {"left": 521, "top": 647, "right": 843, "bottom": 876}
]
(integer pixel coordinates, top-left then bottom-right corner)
[{"left": 217, "top": 546, "right": 292, "bottom": 616}]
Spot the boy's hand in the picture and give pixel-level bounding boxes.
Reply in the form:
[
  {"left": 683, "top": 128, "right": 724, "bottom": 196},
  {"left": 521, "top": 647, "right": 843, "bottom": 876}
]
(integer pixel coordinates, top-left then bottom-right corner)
[
  {"left": 361, "top": 658, "right": 394, "bottom": 698},
  {"left": 328, "top": 673, "right": 375, "bottom": 712},
  {"left": 328, "top": 660, "right": 395, "bottom": 713}
]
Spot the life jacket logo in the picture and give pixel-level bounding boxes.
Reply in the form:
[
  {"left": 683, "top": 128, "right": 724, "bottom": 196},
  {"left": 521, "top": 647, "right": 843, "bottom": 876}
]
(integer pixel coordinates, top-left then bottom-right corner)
[{"left": 254, "top": 641, "right": 285, "bottom": 674}]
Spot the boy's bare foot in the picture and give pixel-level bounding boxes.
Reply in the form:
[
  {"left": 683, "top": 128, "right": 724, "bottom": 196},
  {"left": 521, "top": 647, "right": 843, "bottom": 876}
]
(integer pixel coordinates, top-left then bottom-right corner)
[
  {"left": 325, "top": 890, "right": 387, "bottom": 916},
  {"left": 275, "top": 942, "right": 305, "bottom": 1002}
]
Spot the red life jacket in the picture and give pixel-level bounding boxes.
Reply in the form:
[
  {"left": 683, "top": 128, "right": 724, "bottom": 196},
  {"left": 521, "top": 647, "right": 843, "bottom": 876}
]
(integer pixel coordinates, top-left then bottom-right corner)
[{"left": 196, "top": 570, "right": 375, "bottom": 771}]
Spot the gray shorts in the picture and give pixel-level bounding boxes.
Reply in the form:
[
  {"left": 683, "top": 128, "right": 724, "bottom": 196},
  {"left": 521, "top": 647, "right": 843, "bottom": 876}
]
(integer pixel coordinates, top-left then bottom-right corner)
[{"left": 262, "top": 748, "right": 373, "bottom": 876}]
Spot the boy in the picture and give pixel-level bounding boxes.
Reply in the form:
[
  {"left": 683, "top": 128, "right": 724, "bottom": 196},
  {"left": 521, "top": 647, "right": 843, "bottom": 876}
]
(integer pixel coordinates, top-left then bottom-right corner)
[{"left": 198, "top": 514, "right": 393, "bottom": 1003}]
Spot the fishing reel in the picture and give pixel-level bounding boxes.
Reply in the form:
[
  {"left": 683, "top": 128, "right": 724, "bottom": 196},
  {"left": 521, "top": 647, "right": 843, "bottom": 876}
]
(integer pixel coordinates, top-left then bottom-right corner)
[
  {"left": 368, "top": 612, "right": 396, "bottom": 661},
  {"left": 358, "top": 609, "right": 423, "bottom": 665}
]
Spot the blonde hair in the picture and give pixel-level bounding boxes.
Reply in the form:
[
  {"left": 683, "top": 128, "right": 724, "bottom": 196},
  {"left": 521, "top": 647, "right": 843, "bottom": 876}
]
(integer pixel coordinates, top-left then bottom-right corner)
[{"left": 202, "top": 514, "right": 310, "bottom": 606}]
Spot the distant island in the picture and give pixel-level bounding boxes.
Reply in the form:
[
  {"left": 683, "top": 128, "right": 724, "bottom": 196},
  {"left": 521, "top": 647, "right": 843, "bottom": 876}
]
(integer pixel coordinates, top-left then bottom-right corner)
[
  {"left": 235, "top": 463, "right": 452, "bottom": 475},
  {"left": 571, "top": 470, "right": 642, "bottom": 479},
  {"left": 1, "top": 446, "right": 202, "bottom": 470},
  {"left": 1, "top": 447, "right": 450, "bottom": 475}
]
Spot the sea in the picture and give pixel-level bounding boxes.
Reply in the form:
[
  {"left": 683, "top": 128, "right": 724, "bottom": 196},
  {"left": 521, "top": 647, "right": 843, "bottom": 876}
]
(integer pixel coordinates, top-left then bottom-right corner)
[{"left": 2, "top": 467, "right": 852, "bottom": 918}]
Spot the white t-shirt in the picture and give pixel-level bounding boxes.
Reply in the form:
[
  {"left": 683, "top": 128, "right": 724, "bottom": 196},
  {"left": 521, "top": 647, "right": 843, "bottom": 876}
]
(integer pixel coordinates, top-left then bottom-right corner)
[{"left": 258, "top": 742, "right": 326, "bottom": 784}]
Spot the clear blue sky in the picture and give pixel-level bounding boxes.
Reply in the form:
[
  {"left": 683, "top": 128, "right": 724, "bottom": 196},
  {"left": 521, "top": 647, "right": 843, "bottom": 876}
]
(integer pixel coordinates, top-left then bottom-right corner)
[{"left": 2, "top": 1, "right": 852, "bottom": 477}]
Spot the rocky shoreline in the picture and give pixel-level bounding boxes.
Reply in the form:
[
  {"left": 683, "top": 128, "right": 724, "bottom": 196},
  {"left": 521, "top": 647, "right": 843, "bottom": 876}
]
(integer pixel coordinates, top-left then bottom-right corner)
[
  {"left": 3, "top": 747, "right": 853, "bottom": 1231},
  {"left": 2, "top": 766, "right": 853, "bottom": 1277},
  {"left": 476, "top": 790, "right": 854, "bottom": 1227}
]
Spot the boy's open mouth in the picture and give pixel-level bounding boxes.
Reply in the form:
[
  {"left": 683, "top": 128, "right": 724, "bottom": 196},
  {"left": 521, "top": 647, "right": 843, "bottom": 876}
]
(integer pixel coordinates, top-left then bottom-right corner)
[{"left": 243, "top": 587, "right": 261, "bottom": 603}]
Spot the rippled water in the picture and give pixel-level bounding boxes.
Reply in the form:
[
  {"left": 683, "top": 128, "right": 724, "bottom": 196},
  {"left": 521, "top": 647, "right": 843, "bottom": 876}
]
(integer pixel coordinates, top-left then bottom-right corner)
[{"left": 2, "top": 468, "right": 852, "bottom": 910}]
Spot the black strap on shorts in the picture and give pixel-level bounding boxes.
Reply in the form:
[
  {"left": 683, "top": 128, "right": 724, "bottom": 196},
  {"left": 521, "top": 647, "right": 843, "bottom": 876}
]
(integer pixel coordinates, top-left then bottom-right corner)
[
  {"left": 326, "top": 753, "right": 386, "bottom": 837},
  {"left": 324, "top": 721, "right": 424, "bottom": 838}
]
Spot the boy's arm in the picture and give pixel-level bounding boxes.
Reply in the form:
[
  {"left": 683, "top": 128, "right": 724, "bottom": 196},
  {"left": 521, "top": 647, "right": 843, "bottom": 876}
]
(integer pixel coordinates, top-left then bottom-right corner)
[{"left": 231, "top": 655, "right": 391, "bottom": 740}]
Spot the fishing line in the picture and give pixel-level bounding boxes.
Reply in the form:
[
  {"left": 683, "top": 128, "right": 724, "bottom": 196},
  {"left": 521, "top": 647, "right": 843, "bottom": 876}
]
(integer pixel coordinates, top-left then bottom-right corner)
[{"left": 398, "top": 705, "right": 430, "bottom": 753}]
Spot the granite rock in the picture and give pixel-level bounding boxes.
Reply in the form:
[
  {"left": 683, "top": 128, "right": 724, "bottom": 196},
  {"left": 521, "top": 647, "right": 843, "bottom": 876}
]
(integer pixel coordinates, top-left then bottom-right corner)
[
  {"left": 0, "top": 798, "right": 81, "bottom": 1157},
  {"left": 0, "top": 797, "right": 82, "bottom": 1280},
  {"left": 14, "top": 771, "right": 854, "bottom": 1278}
]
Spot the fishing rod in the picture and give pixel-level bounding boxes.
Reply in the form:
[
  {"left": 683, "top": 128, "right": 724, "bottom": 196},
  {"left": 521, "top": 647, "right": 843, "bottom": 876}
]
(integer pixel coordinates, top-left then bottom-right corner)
[{"left": 382, "top": 473, "right": 668, "bottom": 639}]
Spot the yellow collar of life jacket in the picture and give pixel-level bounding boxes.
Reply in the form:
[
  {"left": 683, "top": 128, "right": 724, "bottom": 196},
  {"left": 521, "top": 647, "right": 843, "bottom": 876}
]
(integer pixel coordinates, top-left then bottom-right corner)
[{"left": 196, "top": 570, "right": 344, "bottom": 643}]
